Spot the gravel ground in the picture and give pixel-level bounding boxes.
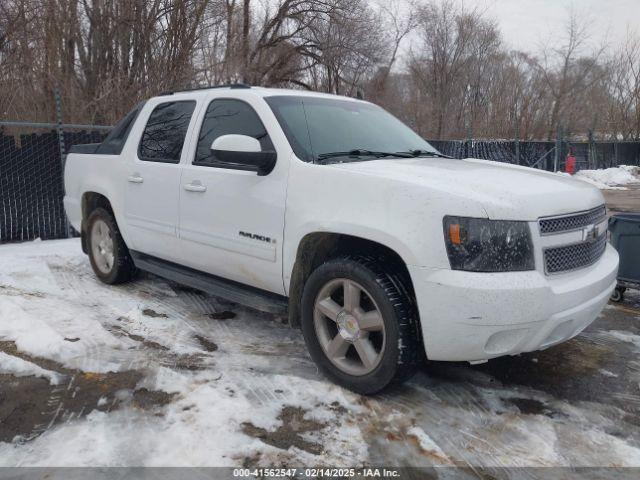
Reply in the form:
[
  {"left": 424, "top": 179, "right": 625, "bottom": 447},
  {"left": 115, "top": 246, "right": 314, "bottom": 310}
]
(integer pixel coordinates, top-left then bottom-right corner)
[{"left": 0, "top": 189, "right": 639, "bottom": 471}]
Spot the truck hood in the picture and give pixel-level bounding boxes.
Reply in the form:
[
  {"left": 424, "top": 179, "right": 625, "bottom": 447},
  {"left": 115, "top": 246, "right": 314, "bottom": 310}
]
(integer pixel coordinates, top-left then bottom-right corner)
[{"left": 329, "top": 157, "right": 605, "bottom": 220}]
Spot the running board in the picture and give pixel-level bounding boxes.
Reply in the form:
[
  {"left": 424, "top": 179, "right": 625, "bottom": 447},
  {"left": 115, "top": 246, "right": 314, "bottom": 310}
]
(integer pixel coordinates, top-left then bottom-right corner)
[{"left": 130, "top": 251, "right": 288, "bottom": 315}]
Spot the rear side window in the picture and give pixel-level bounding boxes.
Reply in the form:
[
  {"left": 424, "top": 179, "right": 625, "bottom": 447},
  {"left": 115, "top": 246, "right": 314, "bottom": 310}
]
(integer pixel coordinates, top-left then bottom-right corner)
[
  {"left": 194, "top": 99, "right": 273, "bottom": 165},
  {"left": 96, "top": 101, "right": 145, "bottom": 155},
  {"left": 138, "top": 101, "right": 196, "bottom": 163}
]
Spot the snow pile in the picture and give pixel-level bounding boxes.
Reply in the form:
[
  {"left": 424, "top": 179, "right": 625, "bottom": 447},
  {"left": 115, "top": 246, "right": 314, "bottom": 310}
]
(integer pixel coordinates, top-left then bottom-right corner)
[
  {"left": 572, "top": 165, "right": 640, "bottom": 190},
  {"left": 620, "top": 165, "right": 640, "bottom": 175}
]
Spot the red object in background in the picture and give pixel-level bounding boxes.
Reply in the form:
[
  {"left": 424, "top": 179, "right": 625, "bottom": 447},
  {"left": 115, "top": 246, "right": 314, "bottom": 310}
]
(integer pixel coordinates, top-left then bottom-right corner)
[{"left": 565, "top": 153, "right": 576, "bottom": 174}]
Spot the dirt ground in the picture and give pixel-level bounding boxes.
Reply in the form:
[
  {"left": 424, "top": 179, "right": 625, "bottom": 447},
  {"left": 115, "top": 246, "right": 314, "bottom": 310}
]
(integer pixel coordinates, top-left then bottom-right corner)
[{"left": 0, "top": 187, "right": 639, "bottom": 471}]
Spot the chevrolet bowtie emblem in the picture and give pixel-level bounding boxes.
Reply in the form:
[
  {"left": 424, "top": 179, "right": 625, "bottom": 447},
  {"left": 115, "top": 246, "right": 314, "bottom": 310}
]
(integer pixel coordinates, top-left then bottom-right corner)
[{"left": 583, "top": 224, "right": 599, "bottom": 243}]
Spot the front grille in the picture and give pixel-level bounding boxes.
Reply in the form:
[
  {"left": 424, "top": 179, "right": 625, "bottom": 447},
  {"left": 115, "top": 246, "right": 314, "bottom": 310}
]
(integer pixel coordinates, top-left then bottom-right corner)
[
  {"left": 539, "top": 205, "right": 606, "bottom": 235},
  {"left": 544, "top": 233, "right": 607, "bottom": 274}
]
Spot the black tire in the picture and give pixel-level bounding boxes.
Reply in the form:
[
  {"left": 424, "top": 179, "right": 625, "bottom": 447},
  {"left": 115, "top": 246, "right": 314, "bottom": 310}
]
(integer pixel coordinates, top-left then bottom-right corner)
[
  {"left": 610, "top": 287, "right": 624, "bottom": 303},
  {"left": 86, "top": 207, "right": 135, "bottom": 285},
  {"left": 300, "top": 255, "right": 421, "bottom": 394}
]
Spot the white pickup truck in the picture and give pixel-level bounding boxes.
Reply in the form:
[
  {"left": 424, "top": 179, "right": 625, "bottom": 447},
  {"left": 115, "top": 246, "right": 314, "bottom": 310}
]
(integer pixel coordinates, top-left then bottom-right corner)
[{"left": 64, "top": 85, "right": 619, "bottom": 393}]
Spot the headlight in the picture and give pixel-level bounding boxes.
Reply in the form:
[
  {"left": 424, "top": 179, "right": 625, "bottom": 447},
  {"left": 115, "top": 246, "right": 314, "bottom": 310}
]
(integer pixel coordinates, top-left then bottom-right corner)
[{"left": 443, "top": 216, "right": 534, "bottom": 272}]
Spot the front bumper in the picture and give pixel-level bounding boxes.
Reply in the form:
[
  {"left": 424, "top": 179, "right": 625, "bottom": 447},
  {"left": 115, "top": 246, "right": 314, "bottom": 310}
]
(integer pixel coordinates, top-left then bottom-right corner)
[{"left": 408, "top": 244, "right": 619, "bottom": 362}]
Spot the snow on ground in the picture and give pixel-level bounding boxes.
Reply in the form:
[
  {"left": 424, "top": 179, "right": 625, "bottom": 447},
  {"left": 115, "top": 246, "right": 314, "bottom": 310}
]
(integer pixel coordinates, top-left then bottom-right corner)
[
  {"left": 1, "top": 238, "right": 640, "bottom": 469},
  {"left": 604, "top": 330, "right": 640, "bottom": 349},
  {"left": 570, "top": 165, "right": 640, "bottom": 190},
  {"left": 0, "top": 239, "right": 366, "bottom": 467},
  {"left": 406, "top": 426, "right": 452, "bottom": 466},
  {"left": 0, "top": 352, "right": 61, "bottom": 385}
]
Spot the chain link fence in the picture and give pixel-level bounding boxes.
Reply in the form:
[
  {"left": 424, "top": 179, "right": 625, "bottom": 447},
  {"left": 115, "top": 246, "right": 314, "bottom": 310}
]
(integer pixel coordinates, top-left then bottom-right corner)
[
  {"left": 429, "top": 140, "right": 556, "bottom": 168},
  {"left": 428, "top": 139, "right": 640, "bottom": 171},
  {"left": 1, "top": 119, "right": 640, "bottom": 244},
  {"left": 1, "top": 124, "right": 109, "bottom": 243}
]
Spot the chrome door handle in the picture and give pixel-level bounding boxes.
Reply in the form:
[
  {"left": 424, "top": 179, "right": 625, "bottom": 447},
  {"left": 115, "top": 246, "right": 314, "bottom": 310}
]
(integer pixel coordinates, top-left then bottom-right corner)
[
  {"left": 183, "top": 181, "right": 207, "bottom": 193},
  {"left": 128, "top": 174, "right": 144, "bottom": 184}
]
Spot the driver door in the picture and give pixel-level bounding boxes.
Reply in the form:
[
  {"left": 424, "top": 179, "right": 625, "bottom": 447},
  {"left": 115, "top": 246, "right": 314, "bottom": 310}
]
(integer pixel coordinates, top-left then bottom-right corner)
[{"left": 177, "top": 98, "right": 287, "bottom": 294}]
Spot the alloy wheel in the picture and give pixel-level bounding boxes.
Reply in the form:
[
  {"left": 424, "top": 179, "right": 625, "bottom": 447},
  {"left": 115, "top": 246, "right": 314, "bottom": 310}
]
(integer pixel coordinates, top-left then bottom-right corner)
[
  {"left": 90, "top": 219, "right": 115, "bottom": 275},
  {"left": 313, "top": 278, "right": 386, "bottom": 376}
]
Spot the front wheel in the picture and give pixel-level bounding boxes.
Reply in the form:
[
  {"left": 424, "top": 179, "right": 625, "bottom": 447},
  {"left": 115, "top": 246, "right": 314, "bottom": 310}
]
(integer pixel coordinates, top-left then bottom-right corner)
[
  {"left": 610, "top": 287, "right": 625, "bottom": 303},
  {"left": 300, "top": 256, "right": 421, "bottom": 394},
  {"left": 86, "top": 208, "right": 135, "bottom": 284}
]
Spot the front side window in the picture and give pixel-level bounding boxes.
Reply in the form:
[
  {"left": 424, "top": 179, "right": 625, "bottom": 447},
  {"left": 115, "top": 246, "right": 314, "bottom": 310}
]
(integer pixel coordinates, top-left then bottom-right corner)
[
  {"left": 194, "top": 99, "right": 273, "bottom": 166},
  {"left": 138, "top": 101, "right": 196, "bottom": 163},
  {"left": 265, "top": 96, "right": 439, "bottom": 163}
]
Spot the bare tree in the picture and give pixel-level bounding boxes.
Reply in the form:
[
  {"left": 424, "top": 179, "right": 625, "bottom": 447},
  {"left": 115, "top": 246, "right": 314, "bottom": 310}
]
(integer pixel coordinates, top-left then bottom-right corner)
[
  {"left": 0, "top": 0, "right": 638, "bottom": 144},
  {"left": 607, "top": 31, "right": 640, "bottom": 140},
  {"left": 366, "top": 0, "right": 417, "bottom": 101},
  {"left": 407, "top": 0, "right": 500, "bottom": 138},
  {"left": 538, "top": 7, "right": 606, "bottom": 138}
]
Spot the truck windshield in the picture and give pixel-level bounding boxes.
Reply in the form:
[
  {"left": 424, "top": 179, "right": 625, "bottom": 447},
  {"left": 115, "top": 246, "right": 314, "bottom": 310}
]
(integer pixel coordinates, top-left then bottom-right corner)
[{"left": 265, "top": 95, "right": 440, "bottom": 163}]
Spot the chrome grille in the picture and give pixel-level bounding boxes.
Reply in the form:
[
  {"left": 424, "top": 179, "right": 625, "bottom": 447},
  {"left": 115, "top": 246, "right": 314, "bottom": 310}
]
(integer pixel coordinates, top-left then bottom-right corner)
[
  {"left": 539, "top": 205, "right": 606, "bottom": 235},
  {"left": 544, "top": 233, "right": 607, "bottom": 274}
]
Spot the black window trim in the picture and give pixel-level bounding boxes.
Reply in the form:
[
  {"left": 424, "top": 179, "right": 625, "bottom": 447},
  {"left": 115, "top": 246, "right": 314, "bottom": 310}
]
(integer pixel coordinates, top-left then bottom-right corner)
[
  {"left": 264, "top": 95, "right": 315, "bottom": 163},
  {"left": 95, "top": 101, "right": 146, "bottom": 155},
  {"left": 137, "top": 100, "right": 197, "bottom": 164},
  {"left": 192, "top": 97, "right": 276, "bottom": 170}
]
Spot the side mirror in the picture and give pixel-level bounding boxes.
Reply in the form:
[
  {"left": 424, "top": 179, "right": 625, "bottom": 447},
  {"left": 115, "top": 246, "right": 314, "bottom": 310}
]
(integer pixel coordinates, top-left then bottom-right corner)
[{"left": 210, "top": 134, "right": 277, "bottom": 176}]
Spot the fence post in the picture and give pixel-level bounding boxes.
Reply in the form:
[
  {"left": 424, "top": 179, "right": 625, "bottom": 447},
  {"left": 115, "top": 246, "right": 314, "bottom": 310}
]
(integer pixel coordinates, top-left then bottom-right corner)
[
  {"left": 465, "top": 118, "right": 472, "bottom": 158},
  {"left": 587, "top": 129, "right": 598, "bottom": 169},
  {"left": 514, "top": 124, "right": 520, "bottom": 165},
  {"left": 553, "top": 125, "right": 562, "bottom": 172},
  {"left": 513, "top": 102, "right": 520, "bottom": 165},
  {"left": 54, "top": 89, "right": 71, "bottom": 238}
]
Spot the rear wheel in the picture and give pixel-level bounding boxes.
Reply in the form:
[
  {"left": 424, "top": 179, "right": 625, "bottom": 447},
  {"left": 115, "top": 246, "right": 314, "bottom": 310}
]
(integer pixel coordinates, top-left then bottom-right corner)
[
  {"left": 87, "top": 208, "right": 135, "bottom": 284},
  {"left": 300, "top": 256, "right": 421, "bottom": 394}
]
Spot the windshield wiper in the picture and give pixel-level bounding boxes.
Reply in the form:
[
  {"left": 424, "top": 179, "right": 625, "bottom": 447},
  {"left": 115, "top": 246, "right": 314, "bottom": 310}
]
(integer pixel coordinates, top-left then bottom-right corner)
[
  {"left": 316, "top": 149, "right": 414, "bottom": 163},
  {"left": 398, "top": 149, "right": 452, "bottom": 159}
]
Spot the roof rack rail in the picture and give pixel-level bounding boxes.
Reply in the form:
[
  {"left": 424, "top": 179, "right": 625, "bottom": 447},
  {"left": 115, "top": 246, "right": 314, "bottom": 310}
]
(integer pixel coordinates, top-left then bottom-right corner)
[{"left": 160, "top": 83, "right": 251, "bottom": 95}]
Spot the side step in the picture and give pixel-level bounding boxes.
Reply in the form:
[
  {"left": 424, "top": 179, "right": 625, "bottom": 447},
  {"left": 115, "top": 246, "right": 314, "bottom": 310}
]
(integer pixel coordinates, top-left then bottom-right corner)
[{"left": 130, "top": 251, "right": 288, "bottom": 315}]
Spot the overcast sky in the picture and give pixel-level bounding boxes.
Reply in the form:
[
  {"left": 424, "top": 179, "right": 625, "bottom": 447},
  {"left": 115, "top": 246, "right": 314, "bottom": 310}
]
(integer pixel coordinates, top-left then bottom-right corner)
[{"left": 461, "top": 0, "right": 639, "bottom": 52}]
